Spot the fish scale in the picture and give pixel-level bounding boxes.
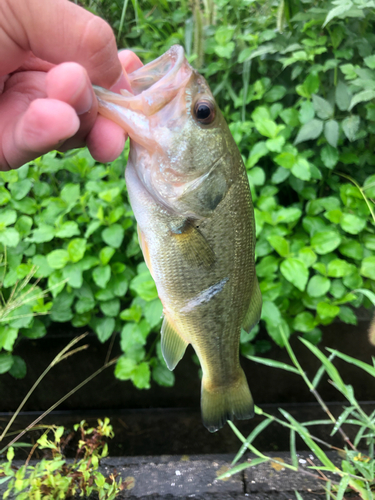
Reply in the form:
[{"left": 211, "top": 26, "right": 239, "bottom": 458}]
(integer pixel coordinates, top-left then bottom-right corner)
[{"left": 94, "top": 45, "right": 262, "bottom": 432}]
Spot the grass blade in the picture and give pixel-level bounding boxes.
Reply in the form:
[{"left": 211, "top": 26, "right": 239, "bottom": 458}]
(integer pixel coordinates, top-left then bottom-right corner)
[
  {"left": 217, "top": 458, "right": 268, "bottom": 480},
  {"left": 290, "top": 429, "right": 298, "bottom": 468},
  {"left": 299, "top": 338, "right": 351, "bottom": 400},
  {"left": 232, "top": 418, "right": 272, "bottom": 465},
  {"left": 294, "top": 491, "right": 304, "bottom": 500},
  {"left": 330, "top": 406, "right": 355, "bottom": 436},
  {"left": 326, "top": 348, "right": 375, "bottom": 377},
  {"left": 312, "top": 352, "right": 336, "bottom": 389},
  {"left": 245, "top": 356, "right": 300, "bottom": 374},
  {"left": 279, "top": 409, "right": 336, "bottom": 470},
  {"left": 336, "top": 476, "right": 350, "bottom": 500}
]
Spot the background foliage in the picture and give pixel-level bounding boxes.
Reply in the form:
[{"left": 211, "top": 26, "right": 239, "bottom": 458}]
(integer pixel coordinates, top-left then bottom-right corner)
[{"left": 1, "top": 0, "right": 375, "bottom": 387}]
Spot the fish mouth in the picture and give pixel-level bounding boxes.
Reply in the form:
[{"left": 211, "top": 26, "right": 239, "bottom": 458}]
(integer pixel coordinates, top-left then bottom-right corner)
[{"left": 129, "top": 45, "right": 188, "bottom": 95}]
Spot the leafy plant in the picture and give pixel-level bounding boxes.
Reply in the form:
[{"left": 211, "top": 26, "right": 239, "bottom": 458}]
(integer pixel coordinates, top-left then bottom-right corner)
[
  {"left": 0, "top": 151, "right": 171, "bottom": 388},
  {"left": 222, "top": 326, "right": 375, "bottom": 499},
  {"left": 0, "top": 419, "right": 125, "bottom": 499}
]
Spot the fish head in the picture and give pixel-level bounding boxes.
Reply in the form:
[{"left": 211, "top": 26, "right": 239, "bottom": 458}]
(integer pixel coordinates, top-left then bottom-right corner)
[{"left": 94, "top": 45, "right": 235, "bottom": 219}]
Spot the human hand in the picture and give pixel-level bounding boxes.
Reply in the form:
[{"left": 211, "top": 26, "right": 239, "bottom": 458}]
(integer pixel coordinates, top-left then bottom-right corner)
[{"left": 0, "top": 0, "right": 142, "bottom": 170}]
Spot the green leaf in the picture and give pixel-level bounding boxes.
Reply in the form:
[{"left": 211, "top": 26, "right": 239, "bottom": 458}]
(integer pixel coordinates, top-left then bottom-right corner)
[
  {"left": 294, "top": 119, "right": 323, "bottom": 145},
  {"left": 0, "top": 186, "right": 11, "bottom": 205},
  {"left": 100, "top": 298, "right": 120, "bottom": 317},
  {"left": 61, "top": 183, "right": 80, "bottom": 204},
  {"left": 360, "top": 256, "right": 375, "bottom": 280},
  {"left": 254, "top": 118, "right": 278, "bottom": 138},
  {"left": 92, "top": 265, "right": 111, "bottom": 288},
  {"left": 114, "top": 356, "right": 137, "bottom": 380},
  {"left": 94, "top": 317, "right": 115, "bottom": 342},
  {"left": 0, "top": 227, "right": 20, "bottom": 247},
  {"left": 47, "top": 249, "right": 70, "bottom": 269},
  {"left": 349, "top": 89, "right": 375, "bottom": 110},
  {"left": 291, "top": 158, "right": 311, "bottom": 181},
  {"left": 261, "top": 300, "right": 281, "bottom": 328},
  {"left": 340, "top": 213, "right": 366, "bottom": 234},
  {"left": 67, "top": 238, "right": 86, "bottom": 263},
  {"left": 132, "top": 362, "right": 151, "bottom": 389},
  {"left": 55, "top": 221, "right": 80, "bottom": 238},
  {"left": 0, "top": 353, "right": 14, "bottom": 374},
  {"left": 62, "top": 263, "right": 83, "bottom": 288},
  {"left": 101, "top": 224, "right": 124, "bottom": 248},
  {"left": 311, "top": 231, "right": 341, "bottom": 254},
  {"left": 9, "top": 355, "right": 27, "bottom": 379},
  {"left": 75, "top": 296, "right": 95, "bottom": 314},
  {"left": 322, "top": 2, "right": 353, "bottom": 28},
  {"left": 21, "top": 319, "right": 46, "bottom": 339},
  {"left": 342, "top": 115, "right": 360, "bottom": 142},
  {"left": 274, "top": 152, "right": 296, "bottom": 169},
  {"left": 144, "top": 299, "right": 163, "bottom": 328},
  {"left": 335, "top": 81, "right": 352, "bottom": 111},
  {"left": 152, "top": 363, "right": 175, "bottom": 386},
  {"left": 312, "top": 94, "right": 333, "bottom": 119},
  {"left": 293, "top": 312, "right": 315, "bottom": 333},
  {"left": 99, "top": 246, "right": 116, "bottom": 265},
  {"left": 121, "top": 322, "right": 147, "bottom": 351},
  {"left": 267, "top": 235, "right": 289, "bottom": 257},
  {"left": 120, "top": 304, "right": 142, "bottom": 322},
  {"left": 280, "top": 258, "right": 308, "bottom": 291},
  {"left": 320, "top": 145, "right": 338, "bottom": 169},
  {"left": 14, "top": 218, "right": 32, "bottom": 241},
  {"left": 307, "top": 275, "right": 330, "bottom": 297},
  {"left": 0, "top": 326, "right": 18, "bottom": 351},
  {"left": 256, "top": 255, "right": 279, "bottom": 277},
  {"left": 327, "top": 259, "right": 354, "bottom": 278},
  {"left": 130, "top": 271, "right": 158, "bottom": 301},
  {"left": 324, "top": 120, "right": 339, "bottom": 148},
  {"left": 339, "top": 306, "right": 357, "bottom": 325},
  {"left": 339, "top": 240, "right": 363, "bottom": 260},
  {"left": 317, "top": 302, "right": 340, "bottom": 320},
  {"left": 29, "top": 224, "right": 55, "bottom": 243},
  {"left": 9, "top": 179, "right": 32, "bottom": 200}
]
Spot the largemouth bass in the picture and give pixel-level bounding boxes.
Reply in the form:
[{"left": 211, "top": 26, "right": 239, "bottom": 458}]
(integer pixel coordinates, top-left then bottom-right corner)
[{"left": 94, "top": 45, "right": 262, "bottom": 432}]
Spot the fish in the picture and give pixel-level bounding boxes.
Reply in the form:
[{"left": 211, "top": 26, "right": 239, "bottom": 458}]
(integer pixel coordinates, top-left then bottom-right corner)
[{"left": 93, "top": 45, "right": 262, "bottom": 432}]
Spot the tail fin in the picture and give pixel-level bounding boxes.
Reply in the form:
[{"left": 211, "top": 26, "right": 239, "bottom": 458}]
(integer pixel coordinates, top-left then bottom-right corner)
[{"left": 201, "top": 369, "right": 254, "bottom": 433}]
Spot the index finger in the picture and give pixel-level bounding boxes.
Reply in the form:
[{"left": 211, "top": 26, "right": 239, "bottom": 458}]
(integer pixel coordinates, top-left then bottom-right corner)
[{"left": 0, "top": 0, "right": 125, "bottom": 89}]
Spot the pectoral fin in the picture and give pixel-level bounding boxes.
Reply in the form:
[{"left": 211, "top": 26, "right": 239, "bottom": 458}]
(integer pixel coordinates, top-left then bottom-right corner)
[
  {"left": 161, "top": 316, "right": 188, "bottom": 370},
  {"left": 242, "top": 277, "right": 262, "bottom": 332},
  {"left": 171, "top": 221, "right": 215, "bottom": 268}
]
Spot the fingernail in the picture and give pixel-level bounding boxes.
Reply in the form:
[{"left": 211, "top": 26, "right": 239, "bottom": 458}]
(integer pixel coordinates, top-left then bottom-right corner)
[
  {"left": 110, "top": 71, "right": 132, "bottom": 94},
  {"left": 76, "top": 77, "right": 94, "bottom": 115}
]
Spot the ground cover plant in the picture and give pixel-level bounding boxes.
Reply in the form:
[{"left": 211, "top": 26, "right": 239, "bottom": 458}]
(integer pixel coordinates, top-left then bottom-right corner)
[
  {"left": 1, "top": 0, "right": 375, "bottom": 388},
  {"left": 0, "top": 418, "right": 124, "bottom": 500},
  {"left": 221, "top": 327, "right": 375, "bottom": 499}
]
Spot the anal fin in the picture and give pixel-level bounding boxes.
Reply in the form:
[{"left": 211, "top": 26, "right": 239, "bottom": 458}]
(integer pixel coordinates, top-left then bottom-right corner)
[
  {"left": 171, "top": 220, "right": 215, "bottom": 268},
  {"left": 242, "top": 276, "right": 262, "bottom": 332},
  {"left": 161, "top": 316, "right": 188, "bottom": 370}
]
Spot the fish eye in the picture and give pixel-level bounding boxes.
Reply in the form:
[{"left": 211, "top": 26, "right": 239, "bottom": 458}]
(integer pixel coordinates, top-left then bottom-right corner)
[{"left": 193, "top": 100, "right": 215, "bottom": 125}]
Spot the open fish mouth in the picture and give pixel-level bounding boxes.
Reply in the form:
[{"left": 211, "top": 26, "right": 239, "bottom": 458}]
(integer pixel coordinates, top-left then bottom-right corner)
[
  {"left": 94, "top": 45, "right": 192, "bottom": 117},
  {"left": 128, "top": 45, "right": 188, "bottom": 94}
]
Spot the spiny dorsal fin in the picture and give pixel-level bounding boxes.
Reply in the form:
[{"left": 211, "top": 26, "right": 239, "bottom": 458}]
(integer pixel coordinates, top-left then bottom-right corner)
[
  {"left": 242, "top": 277, "right": 263, "bottom": 333},
  {"left": 171, "top": 220, "right": 215, "bottom": 268},
  {"left": 161, "top": 316, "right": 188, "bottom": 370}
]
